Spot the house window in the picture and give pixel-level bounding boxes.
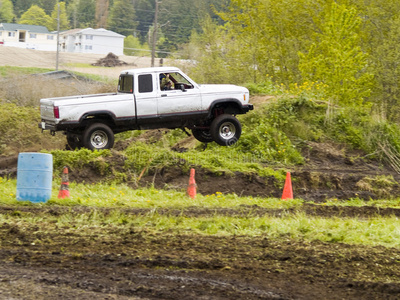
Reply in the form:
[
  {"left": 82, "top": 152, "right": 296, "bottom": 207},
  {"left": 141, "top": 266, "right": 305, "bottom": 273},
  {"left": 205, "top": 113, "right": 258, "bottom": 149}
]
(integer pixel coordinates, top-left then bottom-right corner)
[
  {"left": 30, "top": 34, "right": 37, "bottom": 39},
  {"left": 47, "top": 35, "right": 54, "bottom": 40},
  {"left": 85, "top": 45, "right": 92, "bottom": 50},
  {"left": 0, "top": 32, "right": 2, "bottom": 36},
  {"left": 85, "top": 35, "right": 93, "bottom": 40},
  {"left": 138, "top": 74, "right": 153, "bottom": 93},
  {"left": 8, "top": 32, "right": 15, "bottom": 37}
]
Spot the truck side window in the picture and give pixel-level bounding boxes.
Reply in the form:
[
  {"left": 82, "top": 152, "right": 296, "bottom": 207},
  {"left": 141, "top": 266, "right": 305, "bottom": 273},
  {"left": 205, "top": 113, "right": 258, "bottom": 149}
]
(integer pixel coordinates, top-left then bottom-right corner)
[
  {"left": 138, "top": 74, "right": 153, "bottom": 93},
  {"left": 171, "top": 72, "right": 194, "bottom": 90},
  {"left": 118, "top": 75, "right": 133, "bottom": 93}
]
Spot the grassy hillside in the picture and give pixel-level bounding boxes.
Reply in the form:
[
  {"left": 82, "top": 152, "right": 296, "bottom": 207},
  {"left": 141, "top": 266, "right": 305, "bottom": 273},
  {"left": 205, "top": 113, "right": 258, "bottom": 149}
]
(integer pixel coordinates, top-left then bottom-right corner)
[{"left": 1, "top": 66, "right": 400, "bottom": 199}]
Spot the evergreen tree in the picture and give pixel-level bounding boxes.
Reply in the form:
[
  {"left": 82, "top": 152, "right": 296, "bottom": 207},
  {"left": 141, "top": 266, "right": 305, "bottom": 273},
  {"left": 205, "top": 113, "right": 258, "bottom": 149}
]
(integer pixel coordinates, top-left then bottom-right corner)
[
  {"left": 39, "top": 0, "right": 56, "bottom": 15},
  {"left": 0, "top": 0, "right": 15, "bottom": 22},
  {"left": 19, "top": 4, "right": 52, "bottom": 29},
  {"left": 67, "top": 0, "right": 95, "bottom": 28},
  {"left": 133, "top": 0, "right": 154, "bottom": 43},
  {"left": 77, "top": 0, "right": 95, "bottom": 27},
  {"left": 108, "top": 0, "right": 136, "bottom": 36},
  {"left": 11, "top": 0, "right": 36, "bottom": 18}
]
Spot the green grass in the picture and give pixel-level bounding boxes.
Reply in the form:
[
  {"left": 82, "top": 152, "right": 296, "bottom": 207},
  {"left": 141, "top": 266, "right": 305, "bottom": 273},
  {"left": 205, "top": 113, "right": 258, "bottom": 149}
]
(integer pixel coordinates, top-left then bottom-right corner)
[
  {"left": 1, "top": 178, "right": 400, "bottom": 248},
  {"left": 0, "top": 66, "right": 54, "bottom": 77},
  {"left": 64, "top": 63, "right": 96, "bottom": 68},
  {"left": 1, "top": 178, "right": 301, "bottom": 209}
]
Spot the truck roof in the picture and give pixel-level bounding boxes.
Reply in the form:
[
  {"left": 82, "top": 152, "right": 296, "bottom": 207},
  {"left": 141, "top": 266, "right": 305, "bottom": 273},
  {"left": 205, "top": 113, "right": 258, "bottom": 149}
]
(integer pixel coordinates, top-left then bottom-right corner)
[{"left": 120, "top": 67, "right": 181, "bottom": 75}]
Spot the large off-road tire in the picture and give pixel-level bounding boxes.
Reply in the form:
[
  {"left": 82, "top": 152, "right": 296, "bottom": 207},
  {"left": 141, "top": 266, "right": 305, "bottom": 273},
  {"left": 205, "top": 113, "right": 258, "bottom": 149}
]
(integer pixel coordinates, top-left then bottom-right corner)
[
  {"left": 210, "top": 114, "right": 242, "bottom": 146},
  {"left": 66, "top": 133, "right": 83, "bottom": 150},
  {"left": 83, "top": 123, "right": 114, "bottom": 150},
  {"left": 192, "top": 128, "right": 214, "bottom": 143}
]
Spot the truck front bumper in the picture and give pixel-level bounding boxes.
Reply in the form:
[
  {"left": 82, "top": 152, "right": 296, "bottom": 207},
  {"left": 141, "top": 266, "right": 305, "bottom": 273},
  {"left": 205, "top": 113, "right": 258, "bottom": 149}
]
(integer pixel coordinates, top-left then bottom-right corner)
[{"left": 242, "top": 104, "right": 254, "bottom": 113}]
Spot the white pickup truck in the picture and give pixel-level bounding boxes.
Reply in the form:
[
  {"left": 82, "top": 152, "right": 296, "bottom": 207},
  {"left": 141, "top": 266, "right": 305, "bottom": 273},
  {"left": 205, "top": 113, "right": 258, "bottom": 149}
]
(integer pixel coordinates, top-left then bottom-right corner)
[{"left": 39, "top": 67, "right": 253, "bottom": 150}]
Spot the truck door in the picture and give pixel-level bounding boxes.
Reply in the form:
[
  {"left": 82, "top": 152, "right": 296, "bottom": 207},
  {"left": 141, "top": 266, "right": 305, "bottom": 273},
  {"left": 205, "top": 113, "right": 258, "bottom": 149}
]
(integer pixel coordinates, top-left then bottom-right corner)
[
  {"left": 157, "top": 71, "right": 203, "bottom": 127},
  {"left": 134, "top": 73, "right": 159, "bottom": 129}
]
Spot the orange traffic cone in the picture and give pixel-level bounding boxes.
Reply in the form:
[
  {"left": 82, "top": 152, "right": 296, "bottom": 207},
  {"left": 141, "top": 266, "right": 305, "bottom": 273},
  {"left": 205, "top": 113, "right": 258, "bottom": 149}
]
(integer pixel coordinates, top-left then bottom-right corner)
[
  {"left": 187, "top": 168, "right": 197, "bottom": 199},
  {"left": 281, "top": 172, "right": 293, "bottom": 200},
  {"left": 58, "top": 166, "right": 70, "bottom": 199}
]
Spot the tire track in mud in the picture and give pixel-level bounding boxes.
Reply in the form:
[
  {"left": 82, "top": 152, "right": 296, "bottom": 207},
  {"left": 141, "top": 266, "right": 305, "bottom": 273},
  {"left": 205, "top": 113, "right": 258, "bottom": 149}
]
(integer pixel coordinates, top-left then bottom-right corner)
[{"left": 1, "top": 230, "right": 400, "bottom": 300}]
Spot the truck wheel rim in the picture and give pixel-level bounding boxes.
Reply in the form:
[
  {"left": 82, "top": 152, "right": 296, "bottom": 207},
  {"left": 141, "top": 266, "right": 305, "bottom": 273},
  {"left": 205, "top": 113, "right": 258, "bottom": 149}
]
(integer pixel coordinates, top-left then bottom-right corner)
[
  {"left": 90, "top": 130, "right": 108, "bottom": 148},
  {"left": 219, "top": 122, "right": 236, "bottom": 140}
]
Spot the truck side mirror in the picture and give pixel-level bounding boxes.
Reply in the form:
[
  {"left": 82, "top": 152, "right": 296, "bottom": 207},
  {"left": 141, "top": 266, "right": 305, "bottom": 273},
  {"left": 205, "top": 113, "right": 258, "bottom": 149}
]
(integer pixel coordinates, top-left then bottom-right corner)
[{"left": 180, "top": 84, "right": 186, "bottom": 92}]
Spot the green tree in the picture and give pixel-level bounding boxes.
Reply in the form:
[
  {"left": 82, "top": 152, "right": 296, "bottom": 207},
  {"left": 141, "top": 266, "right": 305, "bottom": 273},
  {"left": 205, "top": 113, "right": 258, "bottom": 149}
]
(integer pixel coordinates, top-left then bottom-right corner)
[
  {"left": 372, "top": 16, "right": 400, "bottom": 122},
  {"left": 124, "top": 34, "right": 149, "bottom": 56},
  {"left": 298, "top": 2, "right": 373, "bottom": 107},
  {"left": 48, "top": 2, "right": 69, "bottom": 31},
  {"left": 190, "top": 16, "right": 231, "bottom": 84},
  {"left": 208, "top": 0, "right": 327, "bottom": 85},
  {"left": 108, "top": 0, "right": 136, "bottom": 36},
  {"left": 345, "top": 0, "right": 400, "bottom": 121},
  {"left": 19, "top": 5, "right": 52, "bottom": 29},
  {"left": 0, "top": 0, "right": 15, "bottom": 22}
]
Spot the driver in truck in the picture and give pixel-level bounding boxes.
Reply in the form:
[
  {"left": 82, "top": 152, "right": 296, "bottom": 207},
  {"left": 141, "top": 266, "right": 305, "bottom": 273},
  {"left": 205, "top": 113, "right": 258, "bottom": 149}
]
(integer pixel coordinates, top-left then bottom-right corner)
[{"left": 160, "top": 73, "right": 174, "bottom": 90}]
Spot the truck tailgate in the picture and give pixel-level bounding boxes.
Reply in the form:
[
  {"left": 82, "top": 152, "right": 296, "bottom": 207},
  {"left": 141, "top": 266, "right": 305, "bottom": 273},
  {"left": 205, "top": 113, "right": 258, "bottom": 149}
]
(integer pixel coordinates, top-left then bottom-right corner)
[{"left": 40, "top": 99, "right": 56, "bottom": 120}]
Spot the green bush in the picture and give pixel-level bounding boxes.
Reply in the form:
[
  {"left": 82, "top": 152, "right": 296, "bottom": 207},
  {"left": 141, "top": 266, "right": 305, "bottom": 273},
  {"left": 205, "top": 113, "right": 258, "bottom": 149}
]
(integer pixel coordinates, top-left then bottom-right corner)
[{"left": 50, "top": 148, "right": 111, "bottom": 173}]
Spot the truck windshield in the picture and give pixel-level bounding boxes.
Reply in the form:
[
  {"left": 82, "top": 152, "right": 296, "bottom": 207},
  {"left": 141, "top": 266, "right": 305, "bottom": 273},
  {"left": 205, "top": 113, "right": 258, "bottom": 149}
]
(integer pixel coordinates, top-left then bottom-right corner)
[{"left": 118, "top": 75, "right": 133, "bottom": 93}]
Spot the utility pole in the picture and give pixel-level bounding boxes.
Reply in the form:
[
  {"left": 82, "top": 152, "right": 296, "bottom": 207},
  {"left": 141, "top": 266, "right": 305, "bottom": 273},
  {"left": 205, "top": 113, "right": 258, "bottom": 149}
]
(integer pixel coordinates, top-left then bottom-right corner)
[
  {"left": 56, "top": 2, "right": 60, "bottom": 71},
  {"left": 151, "top": 0, "right": 160, "bottom": 67}
]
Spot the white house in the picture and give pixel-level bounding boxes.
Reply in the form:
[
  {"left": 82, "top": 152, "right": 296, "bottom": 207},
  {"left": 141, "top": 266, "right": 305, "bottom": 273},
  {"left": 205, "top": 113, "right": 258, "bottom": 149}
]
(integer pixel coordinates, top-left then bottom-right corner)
[
  {"left": 0, "top": 23, "right": 57, "bottom": 51},
  {"left": 60, "top": 28, "right": 125, "bottom": 55}
]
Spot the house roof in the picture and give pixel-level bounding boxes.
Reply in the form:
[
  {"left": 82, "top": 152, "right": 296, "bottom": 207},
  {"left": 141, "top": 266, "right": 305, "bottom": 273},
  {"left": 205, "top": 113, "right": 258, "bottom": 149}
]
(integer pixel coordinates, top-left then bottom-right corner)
[
  {"left": 80, "top": 28, "right": 125, "bottom": 38},
  {"left": 60, "top": 28, "right": 125, "bottom": 38},
  {"left": 0, "top": 23, "right": 51, "bottom": 34},
  {"left": 59, "top": 28, "right": 83, "bottom": 36}
]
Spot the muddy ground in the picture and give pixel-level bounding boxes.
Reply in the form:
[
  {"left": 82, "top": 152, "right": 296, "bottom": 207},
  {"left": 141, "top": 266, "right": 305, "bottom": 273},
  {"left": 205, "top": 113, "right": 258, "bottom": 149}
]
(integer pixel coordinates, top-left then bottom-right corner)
[
  {"left": 1, "top": 140, "right": 400, "bottom": 299},
  {"left": 1, "top": 205, "right": 400, "bottom": 300}
]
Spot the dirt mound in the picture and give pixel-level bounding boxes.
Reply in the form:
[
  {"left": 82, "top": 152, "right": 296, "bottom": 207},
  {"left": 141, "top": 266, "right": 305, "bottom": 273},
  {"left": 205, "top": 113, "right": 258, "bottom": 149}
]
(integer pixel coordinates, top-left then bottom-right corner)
[{"left": 92, "top": 52, "right": 131, "bottom": 67}]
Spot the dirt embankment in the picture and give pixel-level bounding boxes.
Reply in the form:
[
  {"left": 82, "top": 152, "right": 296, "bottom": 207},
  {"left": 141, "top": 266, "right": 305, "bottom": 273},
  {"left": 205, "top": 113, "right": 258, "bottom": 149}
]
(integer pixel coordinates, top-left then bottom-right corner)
[{"left": 1, "top": 137, "right": 400, "bottom": 201}]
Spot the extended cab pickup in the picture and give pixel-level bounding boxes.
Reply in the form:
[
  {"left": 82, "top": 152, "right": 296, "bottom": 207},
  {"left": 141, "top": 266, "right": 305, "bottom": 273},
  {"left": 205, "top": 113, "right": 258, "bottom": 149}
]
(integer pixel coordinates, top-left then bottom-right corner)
[{"left": 39, "top": 67, "right": 253, "bottom": 150}]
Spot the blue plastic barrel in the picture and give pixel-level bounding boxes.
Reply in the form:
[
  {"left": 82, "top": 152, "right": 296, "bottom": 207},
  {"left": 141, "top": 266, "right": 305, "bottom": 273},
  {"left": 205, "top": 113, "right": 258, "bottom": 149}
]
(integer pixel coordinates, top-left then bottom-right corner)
[{"left": 16, "top": 153, "right": 53, "bottom": 203}]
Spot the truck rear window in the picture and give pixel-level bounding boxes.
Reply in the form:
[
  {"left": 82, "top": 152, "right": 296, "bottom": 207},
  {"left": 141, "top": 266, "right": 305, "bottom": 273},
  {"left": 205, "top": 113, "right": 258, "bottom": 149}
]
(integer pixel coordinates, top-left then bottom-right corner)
[{"left": 118, "top": 75, "right": 133, "bottom": 93}]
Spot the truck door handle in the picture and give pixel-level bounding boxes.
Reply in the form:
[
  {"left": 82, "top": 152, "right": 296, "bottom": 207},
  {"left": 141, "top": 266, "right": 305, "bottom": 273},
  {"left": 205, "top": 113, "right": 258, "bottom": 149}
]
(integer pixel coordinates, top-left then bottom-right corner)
[{"left": 161, "top": 94, "right": 167, "bottom": 97}]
